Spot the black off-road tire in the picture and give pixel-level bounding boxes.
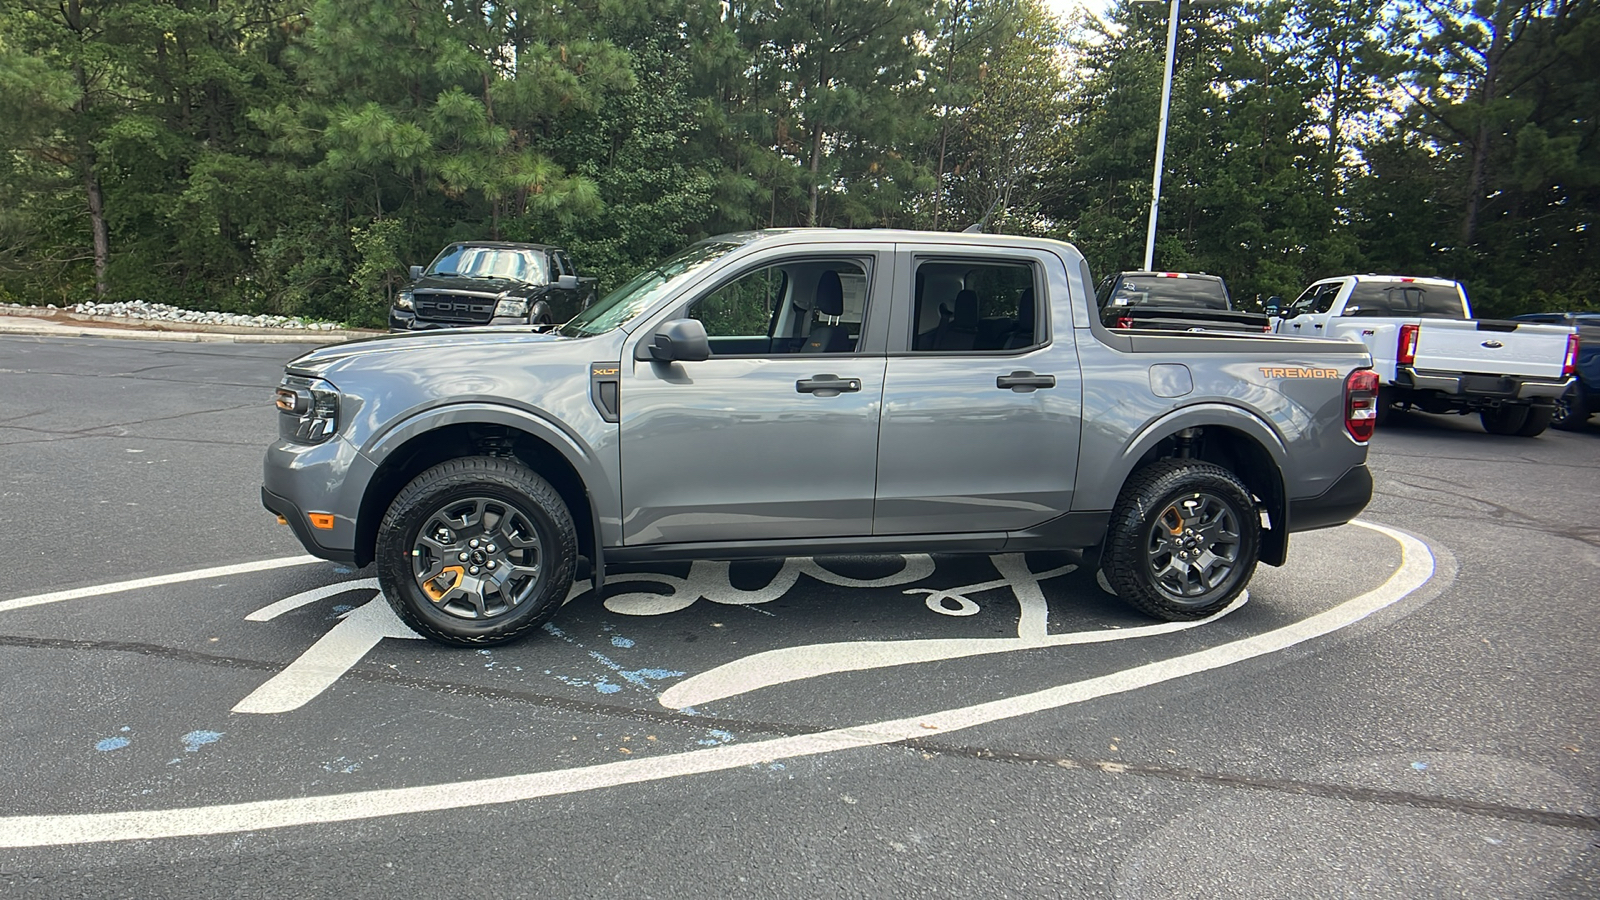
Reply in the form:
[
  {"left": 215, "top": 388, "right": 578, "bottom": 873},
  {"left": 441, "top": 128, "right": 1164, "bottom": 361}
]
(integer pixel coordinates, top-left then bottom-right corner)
[
  {"left": 1480, "top": 405, "right": 1530, "bottom": 435},
  {"left": 1103, "top": 459, "right": 1261, "bottom": 621},
  {"left": 1551, "top": 383, "right": 1590, "bottom": 432},
  {"left": 1515, "top": 404, "right": 1554, "bottom": 437},
  {"left": 376, "top": 456, "right": 576, "bottom": 646}
]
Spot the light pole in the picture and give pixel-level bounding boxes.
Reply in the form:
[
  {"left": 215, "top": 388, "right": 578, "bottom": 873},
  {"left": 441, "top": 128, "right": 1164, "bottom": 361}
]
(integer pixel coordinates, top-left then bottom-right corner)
[{"left": 1142, "top": 0, "right": 1181, "bottom": 272}]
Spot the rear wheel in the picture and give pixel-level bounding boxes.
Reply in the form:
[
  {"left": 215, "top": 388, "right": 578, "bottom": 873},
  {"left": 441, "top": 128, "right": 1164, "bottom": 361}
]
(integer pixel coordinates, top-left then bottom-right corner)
[
  {"left": 376, "top": 456, "right": 576, "bottom": 646},
  {"left": 1551, "top": 383, "right": 1590, "bottom": 431},
  {"left": 1515, "top": 405, "right": 1554, "bottom": 437},
  {"left": 1102, "top": 459, "right": 1261, "bottom": 621},
  {"left": 1480, "top": 405, "right": 1530, "bottom": 435}
]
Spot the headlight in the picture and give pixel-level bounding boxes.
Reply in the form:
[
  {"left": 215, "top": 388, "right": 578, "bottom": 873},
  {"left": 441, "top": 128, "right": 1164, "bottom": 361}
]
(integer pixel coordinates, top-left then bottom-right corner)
[
  {"left": 395, "top": 289, "right": 414, "bottom": 311},
  {"left": 494, "top": 297, "right": 529, "bottom": 318},
  {"left": 274, "top": 376, "right": 341, "bottom": 443}
]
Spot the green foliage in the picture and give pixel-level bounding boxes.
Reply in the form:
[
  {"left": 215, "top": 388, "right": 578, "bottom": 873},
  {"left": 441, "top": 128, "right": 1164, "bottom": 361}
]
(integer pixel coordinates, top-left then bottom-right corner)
[{"left": 0, "top": 0, "right": 1593, "bottom": 320}]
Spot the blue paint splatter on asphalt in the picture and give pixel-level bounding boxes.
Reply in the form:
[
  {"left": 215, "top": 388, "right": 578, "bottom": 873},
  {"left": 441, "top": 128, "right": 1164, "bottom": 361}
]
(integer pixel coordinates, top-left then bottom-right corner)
[
  {"left": 698, "top": 728, "right": 737, "bottom": 747},
  {"left": 595, "top": 682, "right": 622, "bottom": 694},
  {"left": 610, "top": 636, "right": 635, "bottom": 648},
  {"left": 587, "top": 651, "right": 685, "bottom": 689},
  {"left": 182, "top": 730, "right": 224, "bottom": 752},
  {"left": 95, "top": 737, "right": 129, "bottom": 752}
]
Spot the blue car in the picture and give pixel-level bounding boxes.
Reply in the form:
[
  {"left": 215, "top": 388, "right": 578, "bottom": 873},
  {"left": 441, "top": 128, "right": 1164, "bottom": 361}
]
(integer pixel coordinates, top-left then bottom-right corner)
[{"left": 1513, "top": 312, "right": 1599, "bottom": 430}]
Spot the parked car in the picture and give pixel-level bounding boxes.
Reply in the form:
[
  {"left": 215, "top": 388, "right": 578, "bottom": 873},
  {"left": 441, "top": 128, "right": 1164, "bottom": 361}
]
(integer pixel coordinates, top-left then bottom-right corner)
[
  {"left": 1095, "top": 271, "right": 1270, "bottom": 333},
  {"left": 266, "top": 229, "right": 1377, "bottom": 646},
  {"left": 1512, "top": 312, "right": 1599, "bottom": 430},
  {"left": 390, "top": 241, "right": 597, "bottom": 332},
  {"left": 1270, "top": 275, "right": 1577, "bottom": 436}
]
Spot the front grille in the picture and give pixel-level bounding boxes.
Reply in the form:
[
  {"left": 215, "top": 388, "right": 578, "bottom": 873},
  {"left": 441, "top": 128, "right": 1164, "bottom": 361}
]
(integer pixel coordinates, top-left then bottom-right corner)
[{"left": 414, "top": 292, "right": 496, "bottom": 324}]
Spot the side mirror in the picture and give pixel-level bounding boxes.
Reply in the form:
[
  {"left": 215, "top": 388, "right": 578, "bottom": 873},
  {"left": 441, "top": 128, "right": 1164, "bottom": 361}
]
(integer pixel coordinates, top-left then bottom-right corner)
[
  {"left": 643, "top": 318, "right": 711, "bottom": 363},
  {"left": 557, "top": 274, "right": 578, "bottom": 290},
  {"left": 1264, "top": 296, "right": 1283, "bottom": 317},
  {"left": 409, "top": 265, "right": 423, "bottom": 281}
]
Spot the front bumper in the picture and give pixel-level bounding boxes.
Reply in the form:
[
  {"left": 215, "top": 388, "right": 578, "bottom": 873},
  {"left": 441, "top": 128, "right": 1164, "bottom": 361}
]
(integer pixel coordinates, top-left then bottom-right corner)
[
  {"left": 262, "top": 435, "right": 375, "bottom": 564},
  {"left": 1288, "top": 464, "right": 1373, "bottom": 533}
]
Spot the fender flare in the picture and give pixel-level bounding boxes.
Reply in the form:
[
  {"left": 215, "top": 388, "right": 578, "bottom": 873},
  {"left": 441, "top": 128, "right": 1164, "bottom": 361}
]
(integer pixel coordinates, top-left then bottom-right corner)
[{"left": 355, "top": 402, "right": 613, "bottom": 560}]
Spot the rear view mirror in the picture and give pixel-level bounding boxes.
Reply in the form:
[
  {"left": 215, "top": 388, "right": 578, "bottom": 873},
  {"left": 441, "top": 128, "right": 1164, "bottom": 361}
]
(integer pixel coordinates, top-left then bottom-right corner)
[
  {"left": 641, "top": 318, "right": 711, "bottom": 363},
  {"left": 409, "top": 265, "right": 423, "bottom": 281},
  {"left": 557, "top": 274, "right": 578, "bottom": 290},
  {"left": 1264, "top": 296, "right": 1283, "bottom": 316}
]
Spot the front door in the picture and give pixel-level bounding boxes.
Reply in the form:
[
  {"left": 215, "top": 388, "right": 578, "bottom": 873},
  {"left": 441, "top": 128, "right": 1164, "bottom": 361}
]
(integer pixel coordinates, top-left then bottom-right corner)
[{"left": 619, "top": 250, "right": 889, "bottom": 546}]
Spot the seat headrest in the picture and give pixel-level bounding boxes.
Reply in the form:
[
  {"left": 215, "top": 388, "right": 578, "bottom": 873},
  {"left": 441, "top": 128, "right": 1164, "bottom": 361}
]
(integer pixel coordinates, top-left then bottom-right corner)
[
  {"left": 1017, "top": 287, "right": 1035, "bottom": 329},
  {"left": 815, "top": 271, "right": 844, "bottom": 318},
  {"left": 953, "top": 289, "right": 979, "bottom": 329}
]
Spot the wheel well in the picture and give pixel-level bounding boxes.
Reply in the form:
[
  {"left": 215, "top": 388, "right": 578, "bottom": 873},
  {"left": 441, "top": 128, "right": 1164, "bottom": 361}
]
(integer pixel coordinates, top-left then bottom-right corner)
[
  {"left": 1127, "top": 425, "right": 1288, "bottom": 567},
  {"left": 354, "top": 423, "right": 593, "bottom": 568}
]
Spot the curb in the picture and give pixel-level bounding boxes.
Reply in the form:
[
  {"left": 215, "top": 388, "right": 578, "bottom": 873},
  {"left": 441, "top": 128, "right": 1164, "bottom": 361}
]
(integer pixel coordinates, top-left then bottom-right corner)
[{"left": 0, "top": 315, "right": 375, "bottom": 346}]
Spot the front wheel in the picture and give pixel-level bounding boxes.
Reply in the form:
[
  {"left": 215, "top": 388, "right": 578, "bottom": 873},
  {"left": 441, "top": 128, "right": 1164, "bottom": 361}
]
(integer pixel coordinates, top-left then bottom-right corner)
[
  {"left": 376, "top": 456, "right": 577, "bottom": 646},
  {"left": 1102, "top": 459, "right": 1261, "bottom": 621}
]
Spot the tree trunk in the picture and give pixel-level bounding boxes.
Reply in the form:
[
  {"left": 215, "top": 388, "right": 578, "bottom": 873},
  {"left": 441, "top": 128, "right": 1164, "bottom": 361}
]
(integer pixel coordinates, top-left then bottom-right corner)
[
  {"left": 808, "top": 124, "right": 824, "bottom": 227},
  {"left": 82, "top": 149, "right": 110, "bottom": 298},
  {"left": 1462, "top": 22, "right": 1504, "bottom": 249}
]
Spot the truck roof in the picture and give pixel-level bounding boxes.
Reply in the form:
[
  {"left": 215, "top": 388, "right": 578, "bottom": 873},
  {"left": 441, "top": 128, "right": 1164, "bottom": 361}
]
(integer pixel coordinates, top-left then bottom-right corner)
[
  {"left": 441, "top": 240, "right": 561, "bottom": 252},
  {"left": 703, "top": 228, "right": 1087, "bottom": 259}
]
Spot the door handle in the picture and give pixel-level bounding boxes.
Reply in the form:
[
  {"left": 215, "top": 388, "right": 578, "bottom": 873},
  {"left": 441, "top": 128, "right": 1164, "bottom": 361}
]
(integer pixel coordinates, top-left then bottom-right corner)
[
  {"left": 796, "top": 375, "right": 862, "bottom": 395},
  {"left": 996, "top": 371, "right": 1056, "bottom": 392}
]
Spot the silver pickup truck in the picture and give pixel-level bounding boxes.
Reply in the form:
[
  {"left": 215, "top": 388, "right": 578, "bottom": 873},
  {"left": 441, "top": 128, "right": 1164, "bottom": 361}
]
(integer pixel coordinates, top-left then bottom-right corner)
[{"left": 264, "top": 230, "right": 1378, "bottom": 646}]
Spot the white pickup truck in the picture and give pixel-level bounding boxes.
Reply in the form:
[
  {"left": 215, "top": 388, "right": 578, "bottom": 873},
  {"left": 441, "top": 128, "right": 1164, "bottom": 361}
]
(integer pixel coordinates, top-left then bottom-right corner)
[{"left": 1270, "top": 275, "right": 1578, "bottom": 436}]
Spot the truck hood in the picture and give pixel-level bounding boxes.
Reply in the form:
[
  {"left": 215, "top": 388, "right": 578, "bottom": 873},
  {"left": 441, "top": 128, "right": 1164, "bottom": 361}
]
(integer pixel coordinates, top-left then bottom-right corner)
[
  {"left": 285, "top": 327, "right": 570, "bottom": 377},
  {"left": 411, "top": 275, "right": 534, "bottom": 295}
]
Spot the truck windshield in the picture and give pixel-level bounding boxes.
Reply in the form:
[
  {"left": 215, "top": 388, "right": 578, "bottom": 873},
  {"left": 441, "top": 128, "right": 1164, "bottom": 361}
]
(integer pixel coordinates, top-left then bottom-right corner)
[
  {"left": 559, "top": 240, "right": 745, "bottom": 337},
  {"left": 1344, "top": 282, "right": 1466, "bottom": 319},
  {"left": 1104, "top": 276, "right": 1229, "bottom": 310},
  {"left": 427, "top": 247, "right": 546, "bottom": 284}
]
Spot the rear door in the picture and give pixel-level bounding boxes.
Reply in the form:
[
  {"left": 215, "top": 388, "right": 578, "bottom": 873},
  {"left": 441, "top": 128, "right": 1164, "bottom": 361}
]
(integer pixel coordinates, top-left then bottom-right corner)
[
  {"left": 873, "top": 246, "right": 1082, "bottom": 535},
  {"left": 618, "top": 244, "right": 892, "bottom": 545}
]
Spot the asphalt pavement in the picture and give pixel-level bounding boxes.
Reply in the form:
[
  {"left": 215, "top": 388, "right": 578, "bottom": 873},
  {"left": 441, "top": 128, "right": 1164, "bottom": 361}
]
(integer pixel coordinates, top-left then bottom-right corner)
[{"left": 0, "top": 334, "right": 1594, "bottom": 899}]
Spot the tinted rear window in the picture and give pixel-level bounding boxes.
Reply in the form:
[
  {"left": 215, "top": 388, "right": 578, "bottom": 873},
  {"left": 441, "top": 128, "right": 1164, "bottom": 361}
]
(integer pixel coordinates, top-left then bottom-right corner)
[
  {"left": 1103, "top": 276, "right": 1229, "bottom": 310},
  {"left": 1344, "top": 282, "right": 1466, "bottom": 319}
]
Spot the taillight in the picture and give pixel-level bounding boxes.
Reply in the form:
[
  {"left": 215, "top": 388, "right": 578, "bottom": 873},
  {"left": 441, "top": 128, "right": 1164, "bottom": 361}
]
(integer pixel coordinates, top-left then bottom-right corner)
[
  {"left": 1396, "top": 324, "right": 1419, "bottom": 366},
  {"left": 1114, "top": 316, "right": 1134, "bottom": 329},
  {"left": 1261, "top": 323, "right": 1272, "bottom": 333},
  {"left": 1345, "top": 368, "right": 1381, "bottom": 442},
  {"left": 1563, "top": 333, "right": 1579, "bottom": 378}
]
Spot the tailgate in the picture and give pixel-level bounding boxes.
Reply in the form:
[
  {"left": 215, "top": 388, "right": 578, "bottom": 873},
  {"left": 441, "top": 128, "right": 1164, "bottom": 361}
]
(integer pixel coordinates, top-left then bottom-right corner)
[{"left": 1414, "top": 320, "right": 1573, "bottom": 378}]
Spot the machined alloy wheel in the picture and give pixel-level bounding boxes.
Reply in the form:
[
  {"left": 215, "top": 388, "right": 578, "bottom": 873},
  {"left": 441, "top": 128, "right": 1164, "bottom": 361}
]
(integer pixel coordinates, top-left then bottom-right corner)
[
  {"left": 377, "top": 456, "right": 576, "bottom": 646},
  {"left": 1103, "top": 459, "right": 1261, "bottom": 621}
]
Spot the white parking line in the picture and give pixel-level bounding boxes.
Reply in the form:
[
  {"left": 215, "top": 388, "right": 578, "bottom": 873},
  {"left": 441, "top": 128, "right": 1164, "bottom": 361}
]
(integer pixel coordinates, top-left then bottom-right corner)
[
  {"left": 0, "top": 521, "right": 1435, "bottom": 847},
  {"left": 0, "top": 556, "right": 321, "bottom": 614}
]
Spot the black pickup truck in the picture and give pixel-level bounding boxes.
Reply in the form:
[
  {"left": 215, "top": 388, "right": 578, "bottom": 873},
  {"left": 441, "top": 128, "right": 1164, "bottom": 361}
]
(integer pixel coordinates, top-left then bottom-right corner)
[
  {"left": 389, "top": 241, "right": 598, "bottom": 331},
  {"left": 1096, "top": 271, "right": 1270, "bottom": 333}
]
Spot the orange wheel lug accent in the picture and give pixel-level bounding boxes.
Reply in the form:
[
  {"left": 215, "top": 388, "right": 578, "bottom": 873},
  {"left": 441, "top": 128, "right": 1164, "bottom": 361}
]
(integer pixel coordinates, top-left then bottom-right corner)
[{"left": 422, "top": 565, "right": 465, "bottom": 601}]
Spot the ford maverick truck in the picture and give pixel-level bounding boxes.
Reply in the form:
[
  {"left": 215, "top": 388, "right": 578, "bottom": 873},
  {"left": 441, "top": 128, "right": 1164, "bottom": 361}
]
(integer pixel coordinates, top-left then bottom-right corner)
[
  {"left": 1271, "top": 275, "right": 1577, "bottom": 436},
  {"left": 266, "top": 230, "right": 1378, "bottom": 647},
  {"left": 389, "top": 240, "right": 597, "bottom": 331}
]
